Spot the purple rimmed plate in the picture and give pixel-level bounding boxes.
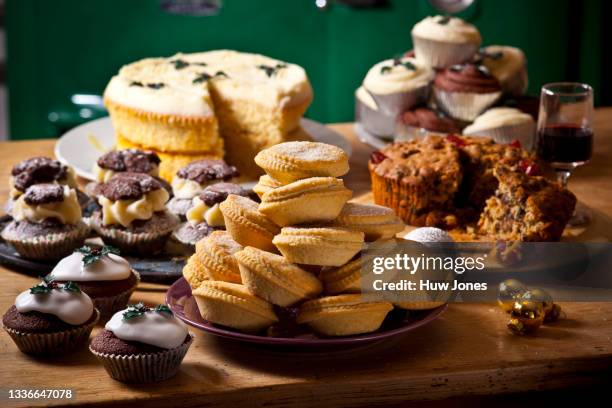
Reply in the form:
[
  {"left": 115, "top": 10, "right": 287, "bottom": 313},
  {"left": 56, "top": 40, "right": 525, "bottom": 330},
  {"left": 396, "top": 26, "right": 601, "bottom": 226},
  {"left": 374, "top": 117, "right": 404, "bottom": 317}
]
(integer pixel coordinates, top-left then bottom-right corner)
[{"left": 166, "top": 278, "right": 447, "bottom": 350}]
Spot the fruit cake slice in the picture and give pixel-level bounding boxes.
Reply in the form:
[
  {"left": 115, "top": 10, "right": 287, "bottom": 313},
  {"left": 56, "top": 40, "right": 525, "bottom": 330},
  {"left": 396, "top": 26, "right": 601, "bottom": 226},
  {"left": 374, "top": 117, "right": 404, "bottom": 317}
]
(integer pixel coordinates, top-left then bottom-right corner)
[{"left": 478, "top": 165, "right": 576, "bottom": 241}]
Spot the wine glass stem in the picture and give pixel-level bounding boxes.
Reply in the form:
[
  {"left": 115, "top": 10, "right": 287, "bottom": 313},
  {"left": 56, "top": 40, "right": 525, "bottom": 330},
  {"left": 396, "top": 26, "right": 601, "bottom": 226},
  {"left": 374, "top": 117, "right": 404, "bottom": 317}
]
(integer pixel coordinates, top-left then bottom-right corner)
[{"left": 556, "top": 170, "right": 571, "bottom": 189}]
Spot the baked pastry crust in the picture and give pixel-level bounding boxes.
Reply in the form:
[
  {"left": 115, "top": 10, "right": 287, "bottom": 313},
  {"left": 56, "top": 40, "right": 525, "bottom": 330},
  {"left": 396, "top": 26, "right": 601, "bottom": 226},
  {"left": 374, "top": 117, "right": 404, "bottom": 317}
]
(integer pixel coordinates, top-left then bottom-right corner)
[
  {"left": 253, "top": 175, "right": 284, "bottom": 198},
  {"left": 254, "top": 141, "right": 349, "bottom": 183},
  {"left": 297, "top": 294, "right": 393, "bottom": 336},
  {"left": 320, "top": 257, "right": 365, "bottom": 294},
  {"left": 220, "top": 194, "right": 280, "bottom": 252},
  {"left": 192, "top": 281, "right": 278, "bottom": 332},
  {"left": 235, "top": 246, "right": 322, "bottom": 306},
  {"left": 331, "top": 202, "right": 404, "bottom": 241},
  {"left": 272, "top": 227, "right": 364, "bottom": 267},
  {"left": 259, "top": 177, "right": 352, "bottom": 226}
]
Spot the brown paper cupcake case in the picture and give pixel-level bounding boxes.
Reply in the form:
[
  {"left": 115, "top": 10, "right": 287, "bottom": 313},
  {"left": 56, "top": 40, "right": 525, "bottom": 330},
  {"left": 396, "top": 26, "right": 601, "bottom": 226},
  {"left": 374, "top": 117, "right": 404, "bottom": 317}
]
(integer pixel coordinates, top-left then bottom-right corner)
[
  {"left": 3, "top": 222, "right": 89, "bottom": 261},
  {"left": 92, "top": 270, "right": 141, "bottom": 321},
  {"left": 90, "top": 334, "right": 194, "bottom": 383},
  {"left": 412, "top": 37, "right": 479, "bottom": 68},
  {"left": 94, "top": 224, "right": 176, "bottom": 256},
  {"left": 3, "top": 309, "right": 100, "bottom": 354}
]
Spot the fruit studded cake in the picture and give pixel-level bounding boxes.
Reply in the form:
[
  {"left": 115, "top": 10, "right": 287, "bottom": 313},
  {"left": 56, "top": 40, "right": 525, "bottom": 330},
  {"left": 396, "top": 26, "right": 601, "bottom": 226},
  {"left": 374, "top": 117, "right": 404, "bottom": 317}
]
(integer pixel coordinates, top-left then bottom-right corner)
[
  {"left": 368, "top": 134, "right": 576, "bottom": 241},
  {"left": 104, "top": 50, "right": 313, "bottom": 179}
]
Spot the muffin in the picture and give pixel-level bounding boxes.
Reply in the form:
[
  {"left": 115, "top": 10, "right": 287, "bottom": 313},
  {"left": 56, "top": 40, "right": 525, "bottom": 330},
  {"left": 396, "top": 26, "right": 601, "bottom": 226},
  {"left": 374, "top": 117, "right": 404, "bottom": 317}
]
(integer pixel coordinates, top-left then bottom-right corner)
[
  {"left": 90, "top": 303, "right": 193, "bottom": 382},
  {"left": 355, "top": 56, "right": 434, "bottom": 137},
  {"left": 477, "top": 45, "right": 528, "bottom": 97},
  {"left": 411, "top": 15, "right": 481, "bottom": 68},
  {"left": 49, "top": 245, "right": 140, "bottom": 319},
  {"left": 433, "top": 63, "right": 502, "bottom": 122},
  {"left": 2, "top": 184, "right": 90, "bottom": 260},
  {"left": 3, "top": 280, "right": 99, "bottom": 354},
  {"left": 368, "top": 136, "right": 463, "bottom": 227},
  {"left": 91, "top": 173, "right": 179, "bottom": 255},
  {"left": 463, "top": 107, "right": 536, "bottom": 149},
  {"left": 395, "top": 107, "right": 462, "bottom": 141},
  {"left": 166, "top": 159, "right": 239, "bottom": 220},
  {"left": 171, "top": 182, "right": 250, "bottom": 251}
]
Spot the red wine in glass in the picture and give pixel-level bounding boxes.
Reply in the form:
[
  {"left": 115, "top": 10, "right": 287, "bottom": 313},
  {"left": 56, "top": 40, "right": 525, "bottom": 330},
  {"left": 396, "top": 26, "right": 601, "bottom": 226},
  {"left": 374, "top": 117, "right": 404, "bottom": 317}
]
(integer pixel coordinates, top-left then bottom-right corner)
[{"left": 537, "top": 124, "right": 593, "bottom": 168}]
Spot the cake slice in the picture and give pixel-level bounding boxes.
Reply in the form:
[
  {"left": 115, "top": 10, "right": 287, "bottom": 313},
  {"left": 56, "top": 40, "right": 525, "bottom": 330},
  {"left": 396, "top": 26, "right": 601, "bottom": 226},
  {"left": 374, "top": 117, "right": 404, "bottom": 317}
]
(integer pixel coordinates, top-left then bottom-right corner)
[{"left": 478, "top": 166, "right": 576, "bottom": 241}]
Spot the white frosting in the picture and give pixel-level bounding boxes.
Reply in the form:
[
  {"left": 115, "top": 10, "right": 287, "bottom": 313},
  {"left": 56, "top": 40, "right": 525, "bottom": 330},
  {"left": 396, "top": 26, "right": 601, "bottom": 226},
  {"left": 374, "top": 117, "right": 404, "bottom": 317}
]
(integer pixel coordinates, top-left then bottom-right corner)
[
  {"left": 186, "top": 197, "right": 225, "bottom": 227},
  {"left": 355, "top": 86, "right": 377, "bottom": 110},
  {"left": 99, "top": 188, "right": 169, "bottom": 227},
  {"left": 93, "top": 162, "right": 159, "bottom": 183},
  {"left": 412, "top": 15, "right": 481, "bottom": 44},
  {"left": 404, "top": 227, "right": 454, "bottom": 243},
  {"left": 13, "top": 186, "right": 82, "bottom": 225},
  {"left": 105, "top": 307, "right": 189, "bottom": 349},
  {"left": 104, "top": 50, "right": 312, "bottom": 117},
  {"left": 50, "top": 251, "right": 132, "bottom": 282},
  {"left": 15, "top": 285, "right": 94, "bottom": 325},
  {"left": 363, "top": 57, "right": 434, "bottom": 95},
  {"left": 463, "top": 107, "right": 534, "bottom": 134},
  {"left": 480, "top": 45, "right": 526, "bottom": 89}
]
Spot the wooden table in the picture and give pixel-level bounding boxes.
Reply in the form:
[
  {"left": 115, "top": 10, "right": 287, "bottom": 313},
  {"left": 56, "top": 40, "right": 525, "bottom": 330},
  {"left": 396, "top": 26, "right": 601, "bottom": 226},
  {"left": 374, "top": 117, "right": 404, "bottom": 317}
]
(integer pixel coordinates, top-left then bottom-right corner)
[{"left": 1, "top": 110, "right": 612, "bottom": 407}]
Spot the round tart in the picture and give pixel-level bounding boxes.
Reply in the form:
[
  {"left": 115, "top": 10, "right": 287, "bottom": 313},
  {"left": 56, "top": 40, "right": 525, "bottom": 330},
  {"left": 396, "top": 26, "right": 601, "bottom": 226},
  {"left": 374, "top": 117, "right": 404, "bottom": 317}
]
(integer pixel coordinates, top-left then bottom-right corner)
[
  {"left": 219, "top": 194, "right": 280, "bottom": 252},
  {"left": 235, "top": 246, "right": 322, "bottom": 307},
  {"left": 330, "top": 202, "right": 404, "bottom": 241},
  {"left": 320, "top": 257, "right": 364, "bottom": 295},
  {"left": 92, "top": 173, "right": 179, "bottom": 255},
  {"left": 253, "top": 175, "right": 284, "bottom": 198},
  {"left": 411, "top": 15, "right": 481, "bottom": 68},
  {"left": 254, "top": 141, "right": 349, "bottom": 183},
  {"left": 90, "top": 304, "right": 193, "bottom": 383},
  {"left": 192, "top": 281, "right": 278, "bottom": 333},
  {"left": 49, "top": 246, "right": 140, "bottom": 319},
  {"left": 2, "top": 281, "right": 99, "bottom": 354},
  {"left": 296, "top": 294, "right": 393, "bottom": 336},
  {"left": 272, "top": 227, "right": 364, "bottom": 267},
  {"left": 259, "top": 177, "right": 352, "bottom": 227},
  {"left": 2, "top": 184, "right": 89, "bottom": 260}
]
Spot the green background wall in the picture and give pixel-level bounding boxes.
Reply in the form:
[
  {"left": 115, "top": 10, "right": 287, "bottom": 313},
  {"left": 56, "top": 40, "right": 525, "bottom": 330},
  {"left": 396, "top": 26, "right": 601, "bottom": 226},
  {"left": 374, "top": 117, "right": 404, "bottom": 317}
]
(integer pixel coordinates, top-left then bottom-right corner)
[{"left": 5, "top": 0, "right": 608, "bottom": 139}]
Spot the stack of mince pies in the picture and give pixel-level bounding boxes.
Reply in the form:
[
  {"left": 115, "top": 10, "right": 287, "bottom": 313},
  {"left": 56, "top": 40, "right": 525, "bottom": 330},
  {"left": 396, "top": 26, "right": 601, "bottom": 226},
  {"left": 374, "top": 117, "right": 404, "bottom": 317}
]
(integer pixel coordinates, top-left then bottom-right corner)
[{"left": 185, "top": 141, "right": 424, "bottom": 338}]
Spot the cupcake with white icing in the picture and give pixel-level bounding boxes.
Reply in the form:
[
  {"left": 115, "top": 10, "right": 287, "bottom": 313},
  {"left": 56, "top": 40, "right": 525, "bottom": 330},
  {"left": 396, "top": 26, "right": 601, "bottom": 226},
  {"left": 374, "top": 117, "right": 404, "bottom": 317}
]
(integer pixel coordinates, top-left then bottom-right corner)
[
  {"left": 1, "top": 184, "right": 90, "bottom": 260},
  {"left": 2, "top": 280, "right": 99, "bottom": 354},
  {"left": 89, "top": 303, "right": 193, "bottom": 383},
  {"left": 355, "top": 56, "right": 434, "bottom": 137},
  {"left": 477, "top": 45, "right": 528, "bottom": 97},
  {"left": 49, "top": 245, "right": 140, "bottom": 319},
  {"left": 91, "top": 172, "right": 179, "bottom": 255},
  {"left": 167, "top": 159, "right": 239, "bottom": 220},
  {"left": 411, "top": 15, "right": 481, "bottom": 68},
  {"left": 463, "top": 107, "right": 536, "bottom": 149}
]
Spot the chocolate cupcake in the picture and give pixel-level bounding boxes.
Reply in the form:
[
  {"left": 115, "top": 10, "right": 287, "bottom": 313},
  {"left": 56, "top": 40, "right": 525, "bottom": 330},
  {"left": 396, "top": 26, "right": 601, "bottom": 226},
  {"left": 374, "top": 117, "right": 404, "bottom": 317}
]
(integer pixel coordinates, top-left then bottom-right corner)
[
  {"left": 1, "top": 184, "right": 89, "bottom": 260},
  {"left": 433, "top": 63, "right": 502, "bottom": 121},
  {"left": 167, "top": 159, "right": 239, "bottom": 220},
  {"left": 395, "top": 107, "right": 462, "bottom": 140},
  {"left": 170, "top": 182, "right": 250, "bottom": 252},
  {"left": 49, "top": 245, "right": 140, "bottom": 319},
  {"left": 477, "top": 45, "right": 528, "bottom": 97},
  {"left": 94, "top": 149, "right": 161, "bottom": 183},
  {"left": 355, "top": 56, "right": 434, "bottom": 137},
  {"left": 411, "top": 15, "right": 481, "bottom": 68},
  {"left": 92, "top": 173, "right": 179, "bottom": 255},
  {"left": 2, "top": 280, "right": 99, "bottom": 354},
  {"left": 463, "top": 107, "right": 536, "bottom": 149},
  {"left": 89, "top": 303, "right": 193, "bottom": 383}
]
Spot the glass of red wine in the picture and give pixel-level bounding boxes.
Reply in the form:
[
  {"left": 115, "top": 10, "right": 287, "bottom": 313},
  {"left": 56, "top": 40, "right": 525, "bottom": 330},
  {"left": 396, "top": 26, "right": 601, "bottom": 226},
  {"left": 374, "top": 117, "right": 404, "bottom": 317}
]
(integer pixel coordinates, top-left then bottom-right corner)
[{"left": 536, "top": 82, "right": 594, "bottom": 226}]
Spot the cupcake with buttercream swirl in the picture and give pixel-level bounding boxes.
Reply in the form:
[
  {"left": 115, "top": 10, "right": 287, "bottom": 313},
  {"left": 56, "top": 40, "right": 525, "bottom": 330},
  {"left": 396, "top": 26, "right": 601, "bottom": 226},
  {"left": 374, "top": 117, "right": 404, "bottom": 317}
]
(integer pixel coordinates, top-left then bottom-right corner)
[
  {"left": 477, "top": 45, "right": 528, "bottom": 97},
  {"left": 355, "top": 56, "right": 434, "bottom": 137},
  {"left": 433, "top": 63, "right": 502, "bottom": 121},
  {"left": 463, "top": 107, "right": 536, "bottom": 149}
]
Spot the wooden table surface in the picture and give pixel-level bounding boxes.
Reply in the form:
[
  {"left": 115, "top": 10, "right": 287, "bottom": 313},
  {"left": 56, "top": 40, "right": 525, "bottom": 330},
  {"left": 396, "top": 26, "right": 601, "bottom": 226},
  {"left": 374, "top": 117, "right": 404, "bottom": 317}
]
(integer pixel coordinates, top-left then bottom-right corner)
[{"left": 1, "top": 110, "right": 612, "bottom": 407}]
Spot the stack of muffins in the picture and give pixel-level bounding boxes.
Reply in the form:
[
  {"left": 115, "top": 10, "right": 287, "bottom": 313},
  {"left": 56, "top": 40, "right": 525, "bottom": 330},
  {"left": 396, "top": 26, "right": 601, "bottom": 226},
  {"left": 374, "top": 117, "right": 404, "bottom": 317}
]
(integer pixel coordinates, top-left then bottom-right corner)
[
  {"left": 356, "top": 15, "right": 536, "bottom": 149},
  {"left": 182, "top": 141, "right": 433, "bottom": 338}
]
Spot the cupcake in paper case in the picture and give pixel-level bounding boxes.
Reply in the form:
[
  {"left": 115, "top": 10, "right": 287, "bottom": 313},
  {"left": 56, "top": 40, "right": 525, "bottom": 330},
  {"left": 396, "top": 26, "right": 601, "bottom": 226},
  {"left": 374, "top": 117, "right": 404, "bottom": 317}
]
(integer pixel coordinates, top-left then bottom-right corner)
[
  {"left": 463, "top": 107, "right": 536, "bottom": 150},
  {"left": 476, "top": 45, "right": 528, "bottom": 97},
  {"left": 433, "top": 63, "right": 502, "bottom": 122},
  {"left": 355, "top": 56, "right": 434, "bottom": 137},
  {"left": 89, "top": 303, "right": 193, "bottom": 383},
  {"left": 48, "top": 245, "right": 140, "bottom": 320},
  {"left": 2, "top": 280, "right": 99, "bottom": 354},
  {"left": 395, "top": 107, "right": 463, "bottom": 141},
  {"left": 411, "top": 15, "right": 481, "bottom": 68},
  {"left": 1, "top": 184, "right": 90, "bottom": 260},
  {"left": 91, "top": 172, "right": 179, "bottom": 256},
  {"left": 166, "top": 159, "right": 239, "bottom": 220}
]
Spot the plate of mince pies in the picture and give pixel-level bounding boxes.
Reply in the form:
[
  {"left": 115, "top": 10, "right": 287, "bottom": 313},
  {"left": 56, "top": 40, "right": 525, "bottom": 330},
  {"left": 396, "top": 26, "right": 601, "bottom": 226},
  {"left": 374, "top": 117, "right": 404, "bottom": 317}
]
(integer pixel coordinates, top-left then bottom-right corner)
[{"left": 166, "top": 141, "right": 447, "bottom": 348}]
